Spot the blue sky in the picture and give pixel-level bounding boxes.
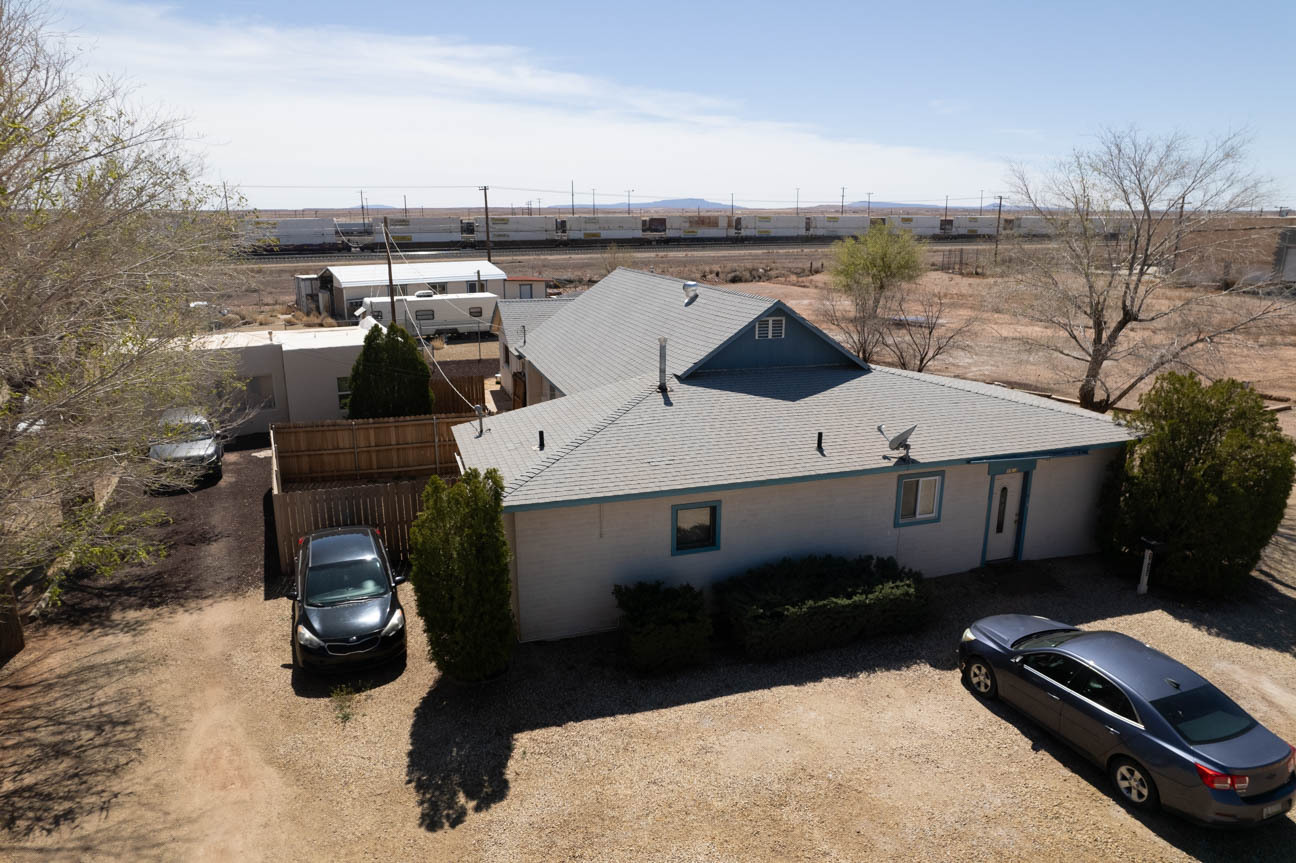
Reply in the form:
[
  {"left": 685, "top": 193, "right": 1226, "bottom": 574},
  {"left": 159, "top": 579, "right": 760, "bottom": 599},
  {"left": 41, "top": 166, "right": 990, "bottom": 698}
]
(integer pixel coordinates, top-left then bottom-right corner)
[{"left": 61, "top": 0, "right": 1296, "bottom": 209}]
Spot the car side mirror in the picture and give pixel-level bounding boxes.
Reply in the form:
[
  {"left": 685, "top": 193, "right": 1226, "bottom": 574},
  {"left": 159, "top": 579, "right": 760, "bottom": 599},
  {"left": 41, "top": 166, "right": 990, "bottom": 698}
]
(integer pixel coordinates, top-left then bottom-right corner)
[
  {"left": 1010, "top": 655, "right": 1023, "bottom": 665},
  {"left": 284, "top": 586, "right": 298, "bottom": 600},
  {"left": 392, "top": 574, "right": 408, "bottom": 586}
]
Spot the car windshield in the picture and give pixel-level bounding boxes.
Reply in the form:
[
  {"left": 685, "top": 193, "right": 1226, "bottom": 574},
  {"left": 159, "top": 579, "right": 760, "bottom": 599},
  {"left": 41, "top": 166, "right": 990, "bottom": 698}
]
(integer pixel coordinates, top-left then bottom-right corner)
[
  {"left": 160, "top": 420, "right": 212, "bottom": 443},
  {"left": 1012, "top": 629, "right": 1085, "bottom": 649},
  {"left": 304, "top": 557, "right": 388, "bottom": 606},
  {"left": 1150, "top": 685, "right": 1256, "bottom": 745}
]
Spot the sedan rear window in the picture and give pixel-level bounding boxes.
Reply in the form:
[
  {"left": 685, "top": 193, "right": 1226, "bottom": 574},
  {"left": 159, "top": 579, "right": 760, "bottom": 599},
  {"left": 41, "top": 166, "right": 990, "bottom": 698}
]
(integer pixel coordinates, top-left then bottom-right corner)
[
  {"left": 305, "top": 557, "right": 388, "bottom": 606},
  {"left": 1150, "top": 685, "right": 1256, "bottom": 744}
]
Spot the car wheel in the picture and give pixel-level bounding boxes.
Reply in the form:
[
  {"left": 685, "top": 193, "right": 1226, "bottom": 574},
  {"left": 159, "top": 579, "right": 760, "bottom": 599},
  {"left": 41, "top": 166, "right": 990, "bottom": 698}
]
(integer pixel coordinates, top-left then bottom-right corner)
[
  {"left": 1109, "top": 757, "right": 1160, "bottom": 811},
  {"left": 964, "top": 657, "right": 997, "bottom": 699}
]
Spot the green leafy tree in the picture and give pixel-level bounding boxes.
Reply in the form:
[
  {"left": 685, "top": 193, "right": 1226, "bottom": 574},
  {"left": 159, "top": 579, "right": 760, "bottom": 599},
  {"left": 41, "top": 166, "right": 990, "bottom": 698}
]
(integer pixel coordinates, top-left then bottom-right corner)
[
  {"left": 346, "top": 323, "right": 433, "bottom": 419},
  {"left": 1103, "top": 373, "right": 1295, "bottom": 595},
  {"left": 821, "top": 224, "right": 924, "bottom": 363},
  {"left": 408, "top": 468, "right": 514, "bottom": 681}
]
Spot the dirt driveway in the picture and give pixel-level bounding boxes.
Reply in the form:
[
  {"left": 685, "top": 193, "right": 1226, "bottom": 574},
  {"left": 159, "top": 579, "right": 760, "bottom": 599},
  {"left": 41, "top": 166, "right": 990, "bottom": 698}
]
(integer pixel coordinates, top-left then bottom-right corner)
[{"left": 3, "top": 432, "right": 1296, "bottom": 861}]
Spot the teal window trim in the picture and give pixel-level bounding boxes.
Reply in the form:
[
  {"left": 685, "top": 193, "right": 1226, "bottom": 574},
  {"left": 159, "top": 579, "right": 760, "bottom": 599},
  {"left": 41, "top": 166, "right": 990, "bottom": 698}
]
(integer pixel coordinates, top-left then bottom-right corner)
[
  {"left": 671, "top": 500, "right": 721, "bottom": 555},
  {"left": 894, "top": 471, "right": 944, "bottom": 528}
]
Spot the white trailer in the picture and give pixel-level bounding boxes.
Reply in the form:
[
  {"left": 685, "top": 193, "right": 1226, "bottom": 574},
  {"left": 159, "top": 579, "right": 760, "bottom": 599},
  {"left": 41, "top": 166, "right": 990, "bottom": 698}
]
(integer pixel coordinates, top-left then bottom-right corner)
[
  {"left": 665, "top": 214, "right": 734, "bottom": 239},
  {"left": 953, "top": 215, "right": 994, "bottom": 236},
  {"left": 810, "top": 215, "right": 872, "bottom": 237},
  {"left": 241, "top": 217, "right": 346, "bottom": 251},
  {"left": 887, "top": 215, "right": 943, "bottom": 236},
  {"left": 381, "top": 217, "right": 463, "bottom": 245},
  {"left": 484, "top": 215, "right": 559, "bottom": 244},
  {"left": 360, "top": 292, "right": 498, "bottom": 338}
]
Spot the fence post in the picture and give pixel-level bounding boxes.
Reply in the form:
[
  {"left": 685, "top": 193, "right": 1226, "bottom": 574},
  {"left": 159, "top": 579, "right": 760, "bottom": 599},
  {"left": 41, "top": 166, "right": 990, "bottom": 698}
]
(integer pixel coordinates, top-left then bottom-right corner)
[
  {"left": 433, "top": 416, "right": 441, "bottom": 474},
  {"left": 352, "top": 421, "right": 359, "bottom": 480}
]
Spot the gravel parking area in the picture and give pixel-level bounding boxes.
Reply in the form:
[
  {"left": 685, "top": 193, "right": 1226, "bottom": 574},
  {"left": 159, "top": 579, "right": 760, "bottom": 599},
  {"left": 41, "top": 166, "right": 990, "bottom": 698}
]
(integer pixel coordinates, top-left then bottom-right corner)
[{"left": 2, "top": 425, "right": 1295, "bottom": 861}]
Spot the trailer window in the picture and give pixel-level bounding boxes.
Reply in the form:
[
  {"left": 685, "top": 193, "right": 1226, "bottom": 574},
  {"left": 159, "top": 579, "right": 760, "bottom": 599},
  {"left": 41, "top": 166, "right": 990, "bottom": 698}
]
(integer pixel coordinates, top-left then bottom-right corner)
[
  {"left": 415, "top": 310, "right": 436, "bottom": 321},
  {"left": 369, "top": 310, "right": 383, "bottom": 321},
  {"left": 468, "top": 307, "right": 483, "bottom": 318}
]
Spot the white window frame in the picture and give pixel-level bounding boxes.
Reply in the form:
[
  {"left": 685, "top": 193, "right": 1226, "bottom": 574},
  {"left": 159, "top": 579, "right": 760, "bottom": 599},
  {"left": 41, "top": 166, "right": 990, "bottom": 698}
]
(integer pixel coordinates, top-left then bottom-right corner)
[
  {"left": 896, "top": 472, "right": 943, "bottom": 526},
  {"left": 755, "top": 315, "right": 786, "bottom": 340}
]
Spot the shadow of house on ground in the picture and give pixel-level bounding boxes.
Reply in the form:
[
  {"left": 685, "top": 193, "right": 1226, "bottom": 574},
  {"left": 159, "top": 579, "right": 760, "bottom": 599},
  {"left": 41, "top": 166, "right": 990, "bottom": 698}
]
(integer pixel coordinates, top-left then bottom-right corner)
[{"left": 407, "top": 552, "right": 1296, "bottom": 848}]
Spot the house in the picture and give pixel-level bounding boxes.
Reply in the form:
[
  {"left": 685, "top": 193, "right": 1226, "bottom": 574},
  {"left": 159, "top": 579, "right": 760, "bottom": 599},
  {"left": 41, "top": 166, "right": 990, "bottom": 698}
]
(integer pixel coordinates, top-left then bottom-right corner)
[
  {"left": 500, "top": 277, "right": 552, "bottom": 300},
  {"left": 197, "top": 320, "right": 381, "bottom": 435},
  {"left": 305, "top": 261, "right": 507, "bottom": 319},
  {"left": 492, "top": 297, "right": 577, "bottom": 404},
  {"left": 454, "top": 269, "right": 1133, "bottom": 642}
]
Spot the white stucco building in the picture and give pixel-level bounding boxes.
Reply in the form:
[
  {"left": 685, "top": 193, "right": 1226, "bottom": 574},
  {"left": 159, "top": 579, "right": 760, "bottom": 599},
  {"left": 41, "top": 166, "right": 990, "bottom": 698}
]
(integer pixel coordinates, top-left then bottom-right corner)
[{"left": 455, "top": 270, "right": 1133, "bottom": 642}]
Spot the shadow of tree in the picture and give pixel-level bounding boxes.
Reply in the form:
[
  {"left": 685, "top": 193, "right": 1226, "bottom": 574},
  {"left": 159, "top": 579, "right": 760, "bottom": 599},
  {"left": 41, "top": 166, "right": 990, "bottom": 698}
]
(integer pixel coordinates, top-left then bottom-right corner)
[{"left": 0, "top": 644, "right": 158, "bottom": 839}]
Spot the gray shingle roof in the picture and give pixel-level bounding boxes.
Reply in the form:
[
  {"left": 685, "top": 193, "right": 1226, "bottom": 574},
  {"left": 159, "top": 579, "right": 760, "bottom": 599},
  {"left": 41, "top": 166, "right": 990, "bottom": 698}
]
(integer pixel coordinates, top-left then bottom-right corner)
[
  {"left": 495, "top": 297, "right": 576, "bottom": 354},
  {"left": 517, "top": 268, "right": 777, "bottom": 395},
  {"left": 454, "top": 365, "right": 1134, "bottom": 510}
]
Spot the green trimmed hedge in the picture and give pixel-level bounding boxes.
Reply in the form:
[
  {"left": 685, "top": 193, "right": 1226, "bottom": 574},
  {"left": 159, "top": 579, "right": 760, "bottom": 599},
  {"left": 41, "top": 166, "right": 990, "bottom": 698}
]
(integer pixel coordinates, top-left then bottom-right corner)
[
  {"left": 612, "top": 581, "right": 712, "bottom": 673},
  {"left": 715, "top": 555, "right": 925, "bottom": 660}
]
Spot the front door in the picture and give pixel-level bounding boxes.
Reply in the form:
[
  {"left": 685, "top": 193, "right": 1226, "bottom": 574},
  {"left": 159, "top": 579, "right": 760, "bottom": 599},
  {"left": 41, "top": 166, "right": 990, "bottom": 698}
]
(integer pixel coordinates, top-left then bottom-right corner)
[{"left": 986, "top": 472, "right": 1024, "bottom": 561}]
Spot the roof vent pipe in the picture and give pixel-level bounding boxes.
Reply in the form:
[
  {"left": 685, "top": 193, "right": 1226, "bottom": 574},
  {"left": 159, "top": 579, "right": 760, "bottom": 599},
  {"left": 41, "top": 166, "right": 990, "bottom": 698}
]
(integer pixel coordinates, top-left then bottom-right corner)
[
  {"left": 682, "top": 281, "right": 698, "bottom": 303},
  {"left": 538, "top": 430, "right": 544, "bottom": 450},
  {"left": 658, "top": 337, "right": 668, "bottom": 392}
]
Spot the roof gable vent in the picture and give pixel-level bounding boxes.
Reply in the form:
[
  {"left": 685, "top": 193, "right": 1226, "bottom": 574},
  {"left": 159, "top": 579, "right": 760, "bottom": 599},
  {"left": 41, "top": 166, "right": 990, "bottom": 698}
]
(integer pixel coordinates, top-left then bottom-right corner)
[{"left": 754, "top": 315, "right": 785, "bottom": 340}]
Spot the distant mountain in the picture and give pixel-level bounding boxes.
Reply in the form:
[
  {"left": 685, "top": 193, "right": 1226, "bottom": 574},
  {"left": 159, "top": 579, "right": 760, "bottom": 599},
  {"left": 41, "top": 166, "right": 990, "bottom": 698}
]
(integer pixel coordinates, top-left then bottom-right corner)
[
  {"left": 637, "top": 198, "right": 730, "bottom": 210},
  {"left": 848, "top": 200, "right": 941, "bottom": 210}
]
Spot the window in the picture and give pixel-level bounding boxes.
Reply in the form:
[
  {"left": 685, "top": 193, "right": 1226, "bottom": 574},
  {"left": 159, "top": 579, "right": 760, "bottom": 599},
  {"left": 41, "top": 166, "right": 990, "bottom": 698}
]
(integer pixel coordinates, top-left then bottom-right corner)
[
  {"left": 995, "top": 486, "right": 1009, "bottom": 533},
  {"left": 468, "top": 306, "right": 483, "bottom": 318},
  {"left": 370, "top": 310, "right": 384, "bottom": 321},
  {"left": 1151, "top": 685, "right": 1257, "bottom": 744},
  {"left": 415, "top": 309, "right": 436, "bottom": 321},
  {"left": 243, "top": 375, "right": 276, "bottom": 410},
  {"left": 754, "top": 316, "right": 785, "bottom": 340},
  {"left": 1067, "top": 666, "right": 1139, "bottom": 722},
  {"left": 672, "top": 501, "right": 720, "bottom": 554},
  {"left": 336, "top": 376, "right": 350, "bottom": 411},
  {"left": 466, "top": 281, "right": 481, "bottom": 293},
  {"left": 1023, "top": 653, "right": 1081, "bottom": 687},
  {"left": 895, "top": 472, "right": 943, "bottom": 526}
]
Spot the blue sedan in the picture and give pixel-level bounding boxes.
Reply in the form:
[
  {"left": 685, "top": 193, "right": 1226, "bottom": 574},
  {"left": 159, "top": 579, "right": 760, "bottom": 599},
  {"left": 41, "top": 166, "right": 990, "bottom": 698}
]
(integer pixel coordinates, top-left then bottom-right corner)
[{"left": 958, "top": 614, "right": 1296, "bottom": 827}]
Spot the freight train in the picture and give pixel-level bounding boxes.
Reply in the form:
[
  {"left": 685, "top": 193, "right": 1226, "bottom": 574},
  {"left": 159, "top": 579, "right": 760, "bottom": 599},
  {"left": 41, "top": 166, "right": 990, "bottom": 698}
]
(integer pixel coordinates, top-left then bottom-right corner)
[{"left": 239, "top": 211, "right": 1054, "bottom": 254}]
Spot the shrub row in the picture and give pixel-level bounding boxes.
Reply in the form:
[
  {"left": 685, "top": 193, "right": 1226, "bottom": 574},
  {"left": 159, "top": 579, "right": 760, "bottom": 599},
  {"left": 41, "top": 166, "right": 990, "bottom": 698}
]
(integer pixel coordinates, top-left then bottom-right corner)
[
  {"left": 715, "top": 555, "right": 926, "bottom": 660},
  {"left": 612, "top": 555, "right": 926, "bottom": 670},
  {"left": 612, "top": 581, "right": 712, "bottom": 673}
]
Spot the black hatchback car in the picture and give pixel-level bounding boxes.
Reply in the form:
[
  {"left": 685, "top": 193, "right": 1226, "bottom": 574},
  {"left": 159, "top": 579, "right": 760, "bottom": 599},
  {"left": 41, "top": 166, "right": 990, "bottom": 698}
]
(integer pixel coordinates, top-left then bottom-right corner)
[
  {"left": 286, "top": 527, "right": 407, "bottom": 672},
  {"left": 959, "top": 614, "right": 1296, "bottom": 827}
]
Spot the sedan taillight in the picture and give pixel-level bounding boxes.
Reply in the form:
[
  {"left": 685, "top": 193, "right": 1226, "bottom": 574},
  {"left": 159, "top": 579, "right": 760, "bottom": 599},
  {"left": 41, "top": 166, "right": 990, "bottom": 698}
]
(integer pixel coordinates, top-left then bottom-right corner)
[
  {"left": 1286, "top": 744, "right": 1296, "bottom": 777},
  {"left": 1195, "top": 762, "right": 1249, "bottom": 793}
]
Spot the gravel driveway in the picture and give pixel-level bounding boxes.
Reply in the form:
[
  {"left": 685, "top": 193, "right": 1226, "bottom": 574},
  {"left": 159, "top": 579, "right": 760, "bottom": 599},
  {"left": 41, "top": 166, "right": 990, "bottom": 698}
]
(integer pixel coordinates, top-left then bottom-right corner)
[{"left": 2, "top": 432, "right": 1295, "bottom": 861}]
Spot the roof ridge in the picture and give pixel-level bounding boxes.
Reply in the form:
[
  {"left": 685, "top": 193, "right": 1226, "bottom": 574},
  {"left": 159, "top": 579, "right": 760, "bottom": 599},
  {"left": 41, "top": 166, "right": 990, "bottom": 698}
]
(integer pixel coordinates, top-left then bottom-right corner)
[
  {"left": 616, "top": 267, "right": 775, "bottom": 305},
  {"left": 504, "top": 379, "right": 658, "bottom": 499},
  {"left": 872, "top": 365, "right": 1124, "bottom": 426}
]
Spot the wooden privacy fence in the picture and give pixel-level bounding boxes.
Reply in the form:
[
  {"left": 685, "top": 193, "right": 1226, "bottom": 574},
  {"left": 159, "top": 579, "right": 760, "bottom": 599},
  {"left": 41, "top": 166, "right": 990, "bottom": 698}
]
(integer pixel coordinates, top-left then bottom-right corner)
[
  {"left": 271, "top": 412, "right": 476, "bottom": 485},
  {"left": 430, "top": 374, "right": 485, "bottom": 413},
  {"left": 271, "top": 478, "right": 428, "bottom": 573}
]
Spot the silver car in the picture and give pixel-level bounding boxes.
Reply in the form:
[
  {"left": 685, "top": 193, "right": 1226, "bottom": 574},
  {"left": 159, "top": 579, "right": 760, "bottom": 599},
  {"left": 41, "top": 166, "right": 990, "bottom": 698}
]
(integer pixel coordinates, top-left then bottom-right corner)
[{"left": 148, "top": 410, "right": 224, "bottom": 484}]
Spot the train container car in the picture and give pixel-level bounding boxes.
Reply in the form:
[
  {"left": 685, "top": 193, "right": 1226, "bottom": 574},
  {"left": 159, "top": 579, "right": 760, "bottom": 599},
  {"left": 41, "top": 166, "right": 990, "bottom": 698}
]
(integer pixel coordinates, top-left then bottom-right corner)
[
  {"left": 378, "top": 217, "right": 464, "bottom": 247},
  {"left": 483, "top": 215, "right": 556, "bottom": 245},
  {"left": 886, "top": 215, "right": 942, "bottom": 236},
  {"left": 666, "top": 214, "right": 735, "bottom": 240},
  {"left": 570, "top": 214, "right": 641, "bottom": 241},
  {"left": 1013, "top": 216, "right": 1052, "bottom": 236},
  {"left": 953, "top": 215, "right": 994, "bottom": 236},
  {"left": 743, "top": 214, "right": 808, "bottom": 238},
  {"left": 240, "top": 217, "right": 347, "bottom": 252},
  {"left": 810, "top": 214, "right": 872, "bottom": 237}
]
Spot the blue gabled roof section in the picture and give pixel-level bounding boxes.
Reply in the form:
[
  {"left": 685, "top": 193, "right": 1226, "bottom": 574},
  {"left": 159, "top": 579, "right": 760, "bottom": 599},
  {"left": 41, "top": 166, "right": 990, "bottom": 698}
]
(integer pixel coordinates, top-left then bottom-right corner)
[{"left": 684, "top": 300, "right": 866, "bottom": 377}]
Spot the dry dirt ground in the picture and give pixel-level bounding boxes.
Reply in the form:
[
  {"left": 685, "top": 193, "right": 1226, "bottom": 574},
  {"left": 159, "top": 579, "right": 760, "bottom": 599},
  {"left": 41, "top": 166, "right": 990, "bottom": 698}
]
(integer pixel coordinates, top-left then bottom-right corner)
[{"left": 3, "top": 415, "right": 1296, "bottom": 861}]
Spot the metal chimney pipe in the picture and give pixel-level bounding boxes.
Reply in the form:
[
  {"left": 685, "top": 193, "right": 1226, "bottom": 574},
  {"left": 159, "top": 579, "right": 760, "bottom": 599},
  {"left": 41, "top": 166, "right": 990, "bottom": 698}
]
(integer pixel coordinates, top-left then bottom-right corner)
[
  {"left": 538, "top": 430, "right": 544, "bottom": 450},
  {"left": 817, "top": 431, "right": 823, "bottom": 451},
  {"left": 658, "top": 337, "right": 667, "bottom": 391}
]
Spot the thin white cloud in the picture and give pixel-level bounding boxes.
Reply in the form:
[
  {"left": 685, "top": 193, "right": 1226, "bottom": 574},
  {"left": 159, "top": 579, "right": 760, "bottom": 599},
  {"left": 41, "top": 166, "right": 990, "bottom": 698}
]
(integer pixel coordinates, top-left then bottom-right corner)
[{"left": 59, "top": 0, "right": 1012, "bottom": 209}]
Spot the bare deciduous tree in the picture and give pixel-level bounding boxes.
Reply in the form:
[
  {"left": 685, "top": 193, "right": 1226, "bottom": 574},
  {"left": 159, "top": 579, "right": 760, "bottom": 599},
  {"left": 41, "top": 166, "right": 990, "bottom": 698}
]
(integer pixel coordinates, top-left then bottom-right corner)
[
  {"left": 878, "top": 291, "right": 974, "bottom": 373},
  {"left": 1005, "top": 127, "right": 1286, "bottom": 412},
  {"left": 599, "top": 243, "right": 633, "bottom": 276},
  {"left": 0, "top": 1, "right": 245, "bottom": 645}
]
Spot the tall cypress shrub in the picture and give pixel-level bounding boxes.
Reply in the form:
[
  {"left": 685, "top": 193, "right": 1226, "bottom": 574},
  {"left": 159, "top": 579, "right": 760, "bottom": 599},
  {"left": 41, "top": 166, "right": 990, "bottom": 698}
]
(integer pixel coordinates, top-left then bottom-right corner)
[
  {"left": 1103, "top": 373, "right": 1295, "bottom": 594},
  {"left": 346, "top": 323, "right": 433, "bottom": 419},
  {"left": 408, "top": 468, "right": 514, "bottom": 681}
]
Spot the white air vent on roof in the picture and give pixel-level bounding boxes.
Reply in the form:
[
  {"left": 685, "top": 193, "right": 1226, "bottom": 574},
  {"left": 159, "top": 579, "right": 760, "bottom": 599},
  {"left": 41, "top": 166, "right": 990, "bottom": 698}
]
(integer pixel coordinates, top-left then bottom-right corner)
[{"left": 755, "top": 315, "right": 785, "bottom": 340}]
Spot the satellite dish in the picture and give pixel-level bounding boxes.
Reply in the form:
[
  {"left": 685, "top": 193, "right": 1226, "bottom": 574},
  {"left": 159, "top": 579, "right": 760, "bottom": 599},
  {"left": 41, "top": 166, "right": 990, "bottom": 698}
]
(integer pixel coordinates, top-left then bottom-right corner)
[{"left": 876, "top": 423, "right": 918, "bottom": 462}]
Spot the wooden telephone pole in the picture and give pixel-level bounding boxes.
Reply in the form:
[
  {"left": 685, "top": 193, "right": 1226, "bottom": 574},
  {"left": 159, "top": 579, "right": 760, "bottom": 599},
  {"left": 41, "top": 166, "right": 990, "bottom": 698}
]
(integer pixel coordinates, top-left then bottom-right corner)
[{"left": 479, "top": 186, "right": 493, "bottom": 262}]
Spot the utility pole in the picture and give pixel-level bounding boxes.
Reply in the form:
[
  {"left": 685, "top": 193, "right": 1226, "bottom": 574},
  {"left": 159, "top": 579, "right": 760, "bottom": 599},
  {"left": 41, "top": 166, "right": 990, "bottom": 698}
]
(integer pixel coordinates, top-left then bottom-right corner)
[
  {"left": 626, "top": 189, "right": 633, "bottom": 215},
  {"left": 840, "top": 186, "right": 845, "bottom": 215},
  {"left": 993, "top": 195, "right": 1004, "bottom": 264},
  {"left": 944, "top": 195, "right": 949, "bottom": 219},
  {"left": 359, "top": 189, "right": 366, "bottom": 223},
  {"left": 382, "top": 217, "right": 397, "bottom": 330},
  {"left": 570, "top": 180, "right": 575, "bottom": 215},
  {"left": 479, "top": 185, "right": 493, "bottom": 263},
  {"left": 403, "top": 194, "right": 408, "bottom": 218},
  {"left": 730, "top": 192, "right": 734, "bottom": 221},
  {"left": 795, "top": 187, "right": 799, "bottom": 216},
  {"left": 867, "top": 192, "right": 873, "bottom": 219},
  {"left": 591, "top": 188, "right": 596, "bottom": 214}
]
